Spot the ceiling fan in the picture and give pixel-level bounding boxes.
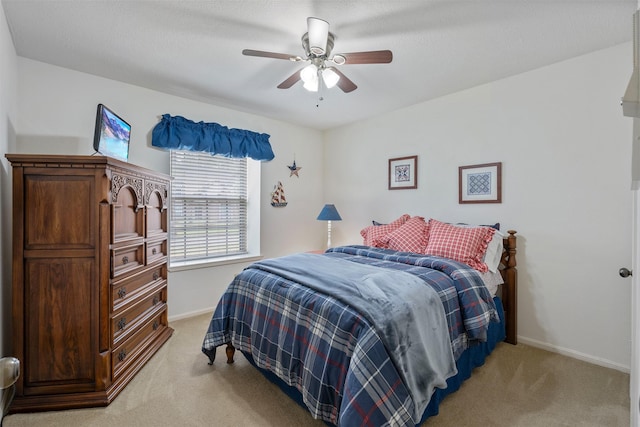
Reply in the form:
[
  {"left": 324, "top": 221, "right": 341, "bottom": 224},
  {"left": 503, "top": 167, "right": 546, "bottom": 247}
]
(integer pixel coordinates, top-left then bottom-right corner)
[{"left": 242, "top": 17, "right": 393, "bottom": 93}]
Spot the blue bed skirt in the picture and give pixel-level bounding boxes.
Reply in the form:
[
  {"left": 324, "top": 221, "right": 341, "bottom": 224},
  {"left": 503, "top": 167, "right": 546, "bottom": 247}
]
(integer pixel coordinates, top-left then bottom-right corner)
[{"left": 242, "top": 296, "right": 507, "bottom": 426}]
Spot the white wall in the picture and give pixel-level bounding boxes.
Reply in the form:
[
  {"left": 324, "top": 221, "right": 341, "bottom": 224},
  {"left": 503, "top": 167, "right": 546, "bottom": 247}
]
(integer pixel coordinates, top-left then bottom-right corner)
[
  {"left": 324, "top": 43, "right": 634, "bottom": 371},
  {"left": 0, "top": 2, "right": 18, "bottom": 359},
  {"left": 13, "top": 58, "right": 326, "bottom": 321}
]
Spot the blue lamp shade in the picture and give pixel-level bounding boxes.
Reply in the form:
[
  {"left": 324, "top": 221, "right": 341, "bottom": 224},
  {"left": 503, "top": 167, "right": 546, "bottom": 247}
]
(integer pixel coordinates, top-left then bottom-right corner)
[{"left": 316, "top": 204, "right": 342, "bottom": 221}]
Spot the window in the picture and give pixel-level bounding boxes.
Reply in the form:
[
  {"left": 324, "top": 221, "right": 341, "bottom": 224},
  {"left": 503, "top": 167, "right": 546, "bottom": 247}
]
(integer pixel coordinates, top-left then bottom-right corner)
[{"left": 169, "top": 150, "right": 260, "bottom": 268}]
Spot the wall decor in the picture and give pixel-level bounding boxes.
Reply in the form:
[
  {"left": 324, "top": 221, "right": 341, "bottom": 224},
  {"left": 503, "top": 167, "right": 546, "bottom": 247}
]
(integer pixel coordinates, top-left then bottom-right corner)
[
  {"left": 270, "top": 181, "right": 288, "bottom": 207},
  {"left": 459, "top": 162, "right": 502, "bottom": 204},
  {"left": 388, "top": 155, "right": 418, "bottom": 190},
  {"left": 287, "top": 159, "right": 302, "bottom": 177}
]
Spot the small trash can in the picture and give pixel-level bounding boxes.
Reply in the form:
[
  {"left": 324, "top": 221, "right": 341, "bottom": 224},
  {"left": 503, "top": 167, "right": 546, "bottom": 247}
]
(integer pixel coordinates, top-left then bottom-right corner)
[{"left": 0, "top": 357, "right": 20, "bottom": 426}]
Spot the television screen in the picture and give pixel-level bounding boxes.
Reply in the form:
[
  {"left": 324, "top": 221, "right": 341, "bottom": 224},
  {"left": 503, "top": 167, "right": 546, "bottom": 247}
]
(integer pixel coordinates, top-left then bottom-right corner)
[{"left": 93, "top": 104, "right": 131, "bottom": 162}]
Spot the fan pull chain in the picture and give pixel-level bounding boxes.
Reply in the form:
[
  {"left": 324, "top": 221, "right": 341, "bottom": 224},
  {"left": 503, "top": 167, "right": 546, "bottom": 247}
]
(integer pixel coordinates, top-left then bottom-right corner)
[{"left": 316, "top": 77, "right": 325, "bottom": 107}]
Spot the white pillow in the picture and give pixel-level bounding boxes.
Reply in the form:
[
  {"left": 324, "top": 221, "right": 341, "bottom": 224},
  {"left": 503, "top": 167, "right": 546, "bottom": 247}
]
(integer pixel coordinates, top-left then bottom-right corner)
[
  {"left": 484, "top": 230, "right": 504, "bottom": 273},
  {"left": 479, "top": 270, "right": 504, "bottom": 296}
]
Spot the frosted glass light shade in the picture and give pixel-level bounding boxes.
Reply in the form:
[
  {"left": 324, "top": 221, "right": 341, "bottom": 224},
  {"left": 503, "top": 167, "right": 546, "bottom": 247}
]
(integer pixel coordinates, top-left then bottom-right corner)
[
  {"left": 300, "top": 64, "right": 317, "bottom": 83},
  {"left": 307, "top": 17, "right": 329, "bottom": 55},
  {"left": 322, "top": 68, "right": 340, "bottom": 88},
  {"left": 303, "top": 79, "right": 319, "bottom": 92},
  {"left": 301, "top": 64, "right": 319, "bottom": 92}
]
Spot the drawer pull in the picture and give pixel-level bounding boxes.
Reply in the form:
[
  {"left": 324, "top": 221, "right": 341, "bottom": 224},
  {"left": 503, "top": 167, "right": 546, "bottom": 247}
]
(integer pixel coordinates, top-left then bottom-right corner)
[
  {"left": 117, "top": 317, "right": 127, "bottom": 330},
  {"left": 153, "top": 272, "right": 159, "bottom": 281},
  {"left": 122, "top": 255, "right": 129, "bottom": 264},
  {"left": 153, "top": 321, "right": 159, "bottom": 331},
  {"left": 118, "top": 287, "right": 127, "bottom": 299},
  {"left": 153, "top": 296, "right": 159, "bottom": 305},
  {"left": 152, "top": 248, "right": 157, "bottom": 255},
  {"left": 118, "top": 349, "right": 127, "bottom": 362}
]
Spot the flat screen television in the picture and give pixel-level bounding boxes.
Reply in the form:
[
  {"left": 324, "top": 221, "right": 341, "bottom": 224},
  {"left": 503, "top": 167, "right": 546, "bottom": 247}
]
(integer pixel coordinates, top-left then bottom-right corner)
[{"left": 93, "top": 103, "right": 131, "bottom": 162}]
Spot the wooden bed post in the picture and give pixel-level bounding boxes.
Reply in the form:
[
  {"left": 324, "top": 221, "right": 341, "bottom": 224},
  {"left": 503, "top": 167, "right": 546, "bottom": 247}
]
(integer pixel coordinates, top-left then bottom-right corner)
[
  {"left": 501, "top": 230, "right": 518, "bottom": 345},
  {"left": 226, "top": 343, "right": 236, "bottom": 364}
]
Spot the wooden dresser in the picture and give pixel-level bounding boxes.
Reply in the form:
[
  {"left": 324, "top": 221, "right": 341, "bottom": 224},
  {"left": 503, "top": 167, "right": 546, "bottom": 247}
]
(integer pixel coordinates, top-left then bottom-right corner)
[{"left": 6, "top": 154, "right": 173, "bottom": 412}]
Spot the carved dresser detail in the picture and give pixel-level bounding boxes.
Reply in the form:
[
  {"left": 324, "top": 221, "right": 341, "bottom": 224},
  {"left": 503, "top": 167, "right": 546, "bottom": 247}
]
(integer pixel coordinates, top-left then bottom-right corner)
[{"left": 6, "top": 154, "right": 173, "bottom": 412}]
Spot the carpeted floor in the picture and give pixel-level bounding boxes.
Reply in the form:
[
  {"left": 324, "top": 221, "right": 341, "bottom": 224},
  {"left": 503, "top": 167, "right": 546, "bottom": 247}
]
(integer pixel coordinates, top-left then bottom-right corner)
[{"left": 3, "top": 313, "right": 630, "bottom": 427}]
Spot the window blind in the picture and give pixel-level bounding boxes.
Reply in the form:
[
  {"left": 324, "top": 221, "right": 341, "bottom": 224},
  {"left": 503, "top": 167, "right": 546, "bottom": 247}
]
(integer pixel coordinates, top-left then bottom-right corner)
[{"left": 170, "top": 150, "right": 248, "bottom": 264}]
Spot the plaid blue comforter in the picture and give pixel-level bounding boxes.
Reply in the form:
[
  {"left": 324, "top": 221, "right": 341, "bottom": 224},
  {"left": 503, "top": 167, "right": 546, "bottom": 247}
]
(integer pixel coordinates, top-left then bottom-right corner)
[{"left": 202, "top": 245, "right": 498, "bottom": 426}]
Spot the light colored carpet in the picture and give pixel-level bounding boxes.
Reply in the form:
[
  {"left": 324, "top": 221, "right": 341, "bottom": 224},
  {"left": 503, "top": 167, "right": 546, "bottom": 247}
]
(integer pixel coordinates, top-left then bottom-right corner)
[{"left": 3, "top": 313, "right": 630, "bottom": 427}]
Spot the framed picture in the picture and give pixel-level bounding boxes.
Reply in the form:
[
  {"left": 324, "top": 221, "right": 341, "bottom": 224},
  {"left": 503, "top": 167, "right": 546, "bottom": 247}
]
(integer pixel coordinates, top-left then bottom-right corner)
[
  {"left": 459, "top": 162, "right": 502, "bottom": 203},
  {"left": 388, "top": 155, "right": 418, "bottom": 190}
]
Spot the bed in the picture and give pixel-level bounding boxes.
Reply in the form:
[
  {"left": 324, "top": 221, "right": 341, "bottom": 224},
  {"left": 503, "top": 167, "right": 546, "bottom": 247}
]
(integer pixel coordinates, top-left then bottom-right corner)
[{"left": 202, "top": 217, "right": 517, "bottom": 426}]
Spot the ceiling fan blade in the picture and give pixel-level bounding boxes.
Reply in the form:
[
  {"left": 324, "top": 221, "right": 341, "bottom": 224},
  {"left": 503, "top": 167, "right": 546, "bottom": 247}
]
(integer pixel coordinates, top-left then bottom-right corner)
[
  {"left": 307, "top": 17, "right": 329, "bottom": 55},
  {"left": 327, "top": 67, "right": 357, "bottom": 93},
  {"left": 242, "top": 49, "right": 298, "bottom": 61},
  {"left": 277, "top": 68, "right": 303, "bottom": 89},
  {"left": 340, "top": 50, "right": 393, "bottom": 64}
]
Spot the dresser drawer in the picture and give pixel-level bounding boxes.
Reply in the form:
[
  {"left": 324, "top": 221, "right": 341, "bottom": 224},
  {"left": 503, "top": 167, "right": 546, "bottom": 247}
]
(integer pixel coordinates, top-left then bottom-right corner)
[
  {"left": 112, "top": 308, "right": 168, "bottom": 378},
  {"left": 111, "top": 243, "right": 144, "bottom": 278},
  {"left": 112, "top": 284, "right": 166, "bottom": 346},
  {"left": 145, "top": 239, "right": 167, "bottom": 265},
  {"left": 112, "top": 264, "right": 165, "bottom": 312}
]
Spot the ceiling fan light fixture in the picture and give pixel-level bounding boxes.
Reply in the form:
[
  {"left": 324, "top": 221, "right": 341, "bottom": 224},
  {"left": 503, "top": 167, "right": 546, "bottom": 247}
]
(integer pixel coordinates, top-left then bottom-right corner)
[
  {"left": 300, "top": 64, "right": 318, "bottom": 83},
  {"left": 303, "top": 78, "right": 319, "bottom": 92},
  {"left": 243, "top": 17, "right": 392, "bottom": 94},
  {"left": 301, "top": 64, "right": 319, "bottom": 91},
  {"left": 322, "top": 68, "right": 340, "bottom": 89},
  {"left": 332, "top": 54, "right": 346, "bottom": 65},
  {"left": 307, "top": 17, "right": 329, "bottom": 55}
]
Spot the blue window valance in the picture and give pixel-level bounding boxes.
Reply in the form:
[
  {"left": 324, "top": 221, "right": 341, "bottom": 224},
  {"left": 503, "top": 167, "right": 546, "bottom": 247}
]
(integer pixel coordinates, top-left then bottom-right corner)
[{"left": 151, "top": 114, "right": 274, "bottom": 161}]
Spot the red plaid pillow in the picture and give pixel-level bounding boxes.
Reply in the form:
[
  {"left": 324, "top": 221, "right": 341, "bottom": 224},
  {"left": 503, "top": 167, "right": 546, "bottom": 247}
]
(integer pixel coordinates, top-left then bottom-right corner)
[
  {"left": 360, "top": 214, "right": 410, "bottom": 247},
  {"left": 382, "top": 216, "right": 428, "bottom": 253},
  {"left": 424, "top": 219, "right": 495, "bottom": 272}
]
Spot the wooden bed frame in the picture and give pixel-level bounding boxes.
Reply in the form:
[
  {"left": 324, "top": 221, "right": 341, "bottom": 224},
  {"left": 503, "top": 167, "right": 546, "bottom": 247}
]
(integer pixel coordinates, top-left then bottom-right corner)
[
  {"left": 501, "top": 230, "right": 518, "bottom": 345},
  {"left": 220, "top": 230, "right": 518, "bottom": 364}
]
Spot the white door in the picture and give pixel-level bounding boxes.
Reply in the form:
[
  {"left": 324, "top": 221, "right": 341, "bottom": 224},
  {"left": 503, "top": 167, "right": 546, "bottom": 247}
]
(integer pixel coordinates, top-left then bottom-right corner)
[{"left": 631, "top": 187, "right": 640, "bottom": 427}]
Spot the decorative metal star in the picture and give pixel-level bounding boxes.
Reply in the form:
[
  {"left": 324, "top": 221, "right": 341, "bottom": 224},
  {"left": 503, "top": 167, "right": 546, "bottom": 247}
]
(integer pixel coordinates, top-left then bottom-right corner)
[{"left": 288, "top": 160, "right": 302, "bottom": 177}]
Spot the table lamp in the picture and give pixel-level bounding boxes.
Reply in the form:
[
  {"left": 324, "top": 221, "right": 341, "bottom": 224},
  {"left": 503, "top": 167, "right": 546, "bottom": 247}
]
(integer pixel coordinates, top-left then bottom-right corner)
[{"left": 316, "top": 204, "right": 342, "bottom": 249}]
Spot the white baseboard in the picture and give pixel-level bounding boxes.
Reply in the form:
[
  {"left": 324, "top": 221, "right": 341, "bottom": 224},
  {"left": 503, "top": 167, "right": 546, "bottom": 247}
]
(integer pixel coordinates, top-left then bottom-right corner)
[
  {"left": 168, "top": 307, "right": 214, "bottom": 322},
  {"left": 517, "top": 336, "right": 630, "bottom": 374}
]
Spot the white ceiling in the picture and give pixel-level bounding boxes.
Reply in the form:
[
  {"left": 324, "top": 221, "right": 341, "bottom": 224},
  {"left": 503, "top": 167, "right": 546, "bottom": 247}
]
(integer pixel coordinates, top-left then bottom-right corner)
[{"left": 2, "top": 1, "right": 637, "bottom": 130}]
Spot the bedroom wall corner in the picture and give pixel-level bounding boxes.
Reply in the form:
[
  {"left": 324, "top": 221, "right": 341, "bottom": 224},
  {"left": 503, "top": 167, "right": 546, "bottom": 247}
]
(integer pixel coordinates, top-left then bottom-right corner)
[{"left": 0, "top": 2, "right": 18, "bottom": 360}]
